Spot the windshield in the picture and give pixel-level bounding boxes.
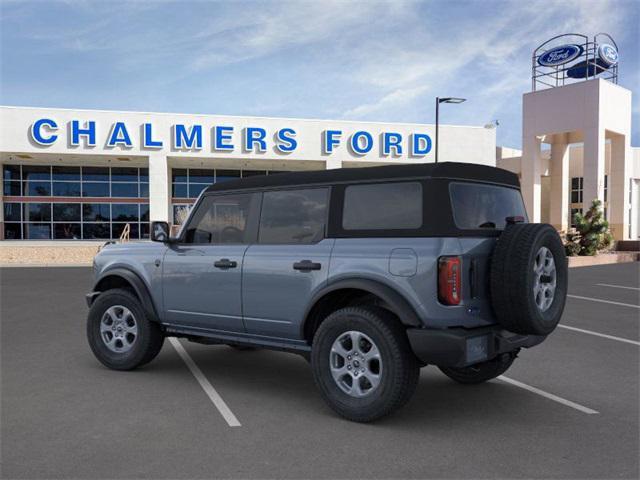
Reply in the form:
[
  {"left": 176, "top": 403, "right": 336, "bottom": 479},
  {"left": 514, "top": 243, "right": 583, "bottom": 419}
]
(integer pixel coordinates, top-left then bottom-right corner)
[{"left": 449, "top": 182, "right": 527, "bottom": 230}]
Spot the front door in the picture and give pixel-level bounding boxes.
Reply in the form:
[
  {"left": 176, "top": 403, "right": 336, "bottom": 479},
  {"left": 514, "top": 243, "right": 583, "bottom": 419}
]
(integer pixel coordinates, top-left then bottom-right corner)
[
  {"left": 242, "top": 187, "right": 333, "bottom": 340},
  {"left": 162, "top": 192, "right": 259, "bottom": 333}
]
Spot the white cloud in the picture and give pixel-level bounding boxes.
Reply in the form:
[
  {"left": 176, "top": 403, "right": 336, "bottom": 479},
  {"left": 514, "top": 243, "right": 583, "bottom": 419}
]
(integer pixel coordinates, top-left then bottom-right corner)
[{"left": 338, "top": 0, "right": 629, "bottom": 121}]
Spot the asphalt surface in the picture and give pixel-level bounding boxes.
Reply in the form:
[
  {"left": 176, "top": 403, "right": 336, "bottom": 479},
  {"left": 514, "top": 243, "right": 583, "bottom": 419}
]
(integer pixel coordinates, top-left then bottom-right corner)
[{"left": 1, "top": 262, "right": 638, "bottom": 479}]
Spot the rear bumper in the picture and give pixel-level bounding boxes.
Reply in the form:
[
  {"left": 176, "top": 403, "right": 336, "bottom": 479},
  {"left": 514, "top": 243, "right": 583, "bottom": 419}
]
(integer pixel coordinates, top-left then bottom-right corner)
[{"left": 407, "top": 325, "right": 546, "bottom": 368}]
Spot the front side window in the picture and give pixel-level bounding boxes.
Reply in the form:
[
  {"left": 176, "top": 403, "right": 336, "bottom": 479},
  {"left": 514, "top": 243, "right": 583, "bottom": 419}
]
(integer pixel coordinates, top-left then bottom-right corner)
[
  {"left": 184, "top": 193, "right": 256, "bottom": 244},
  {"left": 449, "top": 182, "right": 527, "bottom": 230},
  {"left": 259, "top": 188, "right": 328, "bottom": 244},
  {"left": 342, "top": 182, "right": 422, "bottom": 230}
]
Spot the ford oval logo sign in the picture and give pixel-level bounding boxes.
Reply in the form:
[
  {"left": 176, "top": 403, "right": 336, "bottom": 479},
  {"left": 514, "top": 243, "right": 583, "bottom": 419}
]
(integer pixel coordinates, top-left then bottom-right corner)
[
  {"left": 538, "top": 44, "right": 583, "bottom": 67},
  {"left": 598, "top": 44, "right": 618, "bottom": 66}
]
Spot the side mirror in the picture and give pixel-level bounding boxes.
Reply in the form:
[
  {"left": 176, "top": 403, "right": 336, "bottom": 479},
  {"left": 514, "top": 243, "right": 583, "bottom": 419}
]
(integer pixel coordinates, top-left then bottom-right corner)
[{"left": 151, "top": 221, "right": 171, "bottom": 242}]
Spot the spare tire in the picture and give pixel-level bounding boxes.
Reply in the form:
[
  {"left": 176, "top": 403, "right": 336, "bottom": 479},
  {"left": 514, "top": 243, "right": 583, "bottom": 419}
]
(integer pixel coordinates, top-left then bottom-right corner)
[{"left": 490, "top": 223, "right": 567, "bottom": 335}]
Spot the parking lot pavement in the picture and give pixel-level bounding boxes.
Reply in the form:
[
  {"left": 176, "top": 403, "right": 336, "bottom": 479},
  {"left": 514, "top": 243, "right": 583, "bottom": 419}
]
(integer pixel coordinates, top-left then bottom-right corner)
[
  {"left": 564, "top": 263, "right": 640, "bottom": 340},
  {"left": 1, "top": 264, "right": 638, "bottom": 479}
]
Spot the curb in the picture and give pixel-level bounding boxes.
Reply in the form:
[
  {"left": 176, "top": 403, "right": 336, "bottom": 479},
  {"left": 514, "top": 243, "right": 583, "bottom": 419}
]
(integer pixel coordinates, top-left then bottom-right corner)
[{"left": 0, "top": 263, "right": 92, "bottom": 268}]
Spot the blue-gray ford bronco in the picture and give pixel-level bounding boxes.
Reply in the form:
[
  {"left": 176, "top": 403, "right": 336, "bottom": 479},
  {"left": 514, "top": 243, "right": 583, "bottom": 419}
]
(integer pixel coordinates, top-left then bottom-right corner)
[{"left": 86, "top": 163, "right": 567, "bottom": 422}]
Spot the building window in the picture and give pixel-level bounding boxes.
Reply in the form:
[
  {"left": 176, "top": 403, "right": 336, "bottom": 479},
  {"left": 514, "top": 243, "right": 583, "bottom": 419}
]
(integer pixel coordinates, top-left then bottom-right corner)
[
  {"left": 2, "top": 164, "right": 150, "bottom": 240},
  {"left": 570, "top": 177, "right": 583, "bottom": 203},
  {"left": 2, "top": 165, "right": 149, "bottom": 199},
  {"left": 3, "top": 201, "right": 150, "bottom": 240},
  {"left": 170, "top": 168, "right": 286, "bottom": 225}
]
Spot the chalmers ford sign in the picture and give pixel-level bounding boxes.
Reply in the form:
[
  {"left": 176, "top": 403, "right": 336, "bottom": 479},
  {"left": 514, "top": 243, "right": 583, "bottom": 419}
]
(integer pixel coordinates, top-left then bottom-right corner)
[{"left": 29, "top": 118, "right": 433, "bottom": 157}]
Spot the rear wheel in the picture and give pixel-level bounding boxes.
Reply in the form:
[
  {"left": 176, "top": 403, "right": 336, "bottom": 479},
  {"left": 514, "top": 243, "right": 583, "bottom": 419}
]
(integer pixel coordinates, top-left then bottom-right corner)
[
  {"left": 87, "top": 289, "right": 164, "bottom": 370},
  {"left": 439, "top": 351, "right": 517, "bottom": 384},
  {"left": 311, "top": 306, "right": 419, "bottom": 422}
]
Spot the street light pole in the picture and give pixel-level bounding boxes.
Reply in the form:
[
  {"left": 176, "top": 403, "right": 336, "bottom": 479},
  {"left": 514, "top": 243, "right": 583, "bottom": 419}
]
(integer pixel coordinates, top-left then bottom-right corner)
[
  {"left": 434, "top": 97, "right": 467, "bottom": 164},
  {"left": 435, "top": 97, "right": 440, "bottom": 164}
]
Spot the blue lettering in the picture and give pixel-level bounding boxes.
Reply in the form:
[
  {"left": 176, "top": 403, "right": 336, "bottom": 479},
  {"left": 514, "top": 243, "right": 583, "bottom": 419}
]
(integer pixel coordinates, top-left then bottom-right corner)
[
  {"left": 275, "top": 128, "right": 297, "bottom": 153},
  {"left": 350, "top": 131, "right": 373, "bottom": 155},
  {"left": 173, "top": 124, "right": 203, "bottom": 149},
  {"left": 383, "top": 132, "right": 403, "bottom": 156},
  {"left": 323, "top": 130, "right": 342, "bottom": 154},
  {"left": 30, "top": 118, "right": 58, "bottom": 145},
  {"left": 411, "top": 133, "right": 432, "bottom": 156},
  {"left": 245, "top": 127, "right": 267, "bottom": 152},
  {"left": 143, "top": 123, "right": 163, "bottom": 148},
  {"left": 214, "top": 126, "right": 234, "bottom": 151},
  {"left": 71, "top": 120, "right": 96, "bottom": 146},
  {"left": 107, "top": 122, "right": 132, "bottom": 148}
]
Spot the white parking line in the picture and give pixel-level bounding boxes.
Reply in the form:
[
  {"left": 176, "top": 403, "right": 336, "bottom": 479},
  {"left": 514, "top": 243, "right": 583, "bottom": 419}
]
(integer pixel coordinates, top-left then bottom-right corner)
[
  {"left": 596, "top": 283, "right": 640, "bottom": 291},
  {"left": 558, "top": 324, "right": 640, "bottom": 346},
  {"left": 169, "top": 337, "right": 241, "bottom": 427},
  {"left": 498, "top": 376, "right": 599, "bottom": 415},
  {"left": 567, "top": 294, "right": 640, "bottom": 309}
]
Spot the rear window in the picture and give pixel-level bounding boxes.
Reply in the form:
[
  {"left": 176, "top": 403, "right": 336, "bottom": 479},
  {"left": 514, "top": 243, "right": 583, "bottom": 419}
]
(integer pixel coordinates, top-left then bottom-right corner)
[
  {"left": 449, "top": 182, "right": 527, "bottom": 230},
  {"left": 343, "top": 182, "right": 422, "bottom": 230}
]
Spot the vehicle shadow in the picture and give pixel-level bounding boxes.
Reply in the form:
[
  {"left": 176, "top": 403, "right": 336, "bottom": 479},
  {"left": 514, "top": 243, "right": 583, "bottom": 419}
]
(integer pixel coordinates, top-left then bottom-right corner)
[{"left": 158, "top": 343, "right": 543, "bottom": 428}]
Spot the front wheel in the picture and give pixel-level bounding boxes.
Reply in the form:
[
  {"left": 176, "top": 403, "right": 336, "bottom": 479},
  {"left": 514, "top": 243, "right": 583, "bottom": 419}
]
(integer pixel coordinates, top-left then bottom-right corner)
[
  {"left": 438, "top": 351, "right": 517, "bottom": 384},
  {"left": 87, "top": 288, "right": 164, "bottom": 370},
  {"left": 311, "top": 306, "right": 419, "bottom": 423}
]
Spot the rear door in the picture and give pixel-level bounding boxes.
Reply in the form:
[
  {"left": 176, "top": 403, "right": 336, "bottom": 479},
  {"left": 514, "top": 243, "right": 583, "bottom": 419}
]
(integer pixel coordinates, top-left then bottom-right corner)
[
  {"left": 242, "top": 187, "right": 333, "bottom": 340},
  {"left": 162, "top": 192, "right": 260, "bottom": 333}
]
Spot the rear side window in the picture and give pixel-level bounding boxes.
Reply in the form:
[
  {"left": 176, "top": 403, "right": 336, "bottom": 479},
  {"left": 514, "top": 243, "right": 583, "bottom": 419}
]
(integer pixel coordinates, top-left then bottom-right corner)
[
  {"left": 342, "top": 182, "right": 422, "bottom": 230},
  {"left": 449, "top": 182, "right": 527, "bottom": 230},
  {"left": 259, "top": 188, "right": 328, "bottom": 244}
]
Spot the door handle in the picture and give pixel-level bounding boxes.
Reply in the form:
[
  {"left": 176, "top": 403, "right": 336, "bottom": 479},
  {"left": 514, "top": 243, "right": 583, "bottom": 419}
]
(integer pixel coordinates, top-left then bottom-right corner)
[
  {"left": 214, "top": 258, "right": 237, "bottom": 269},
  {"left": 293, "top": 260, "right": 321, "bottom": 271}
]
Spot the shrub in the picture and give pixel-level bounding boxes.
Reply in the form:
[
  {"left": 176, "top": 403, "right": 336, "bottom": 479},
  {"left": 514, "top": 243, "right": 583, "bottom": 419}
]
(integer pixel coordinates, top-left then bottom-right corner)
[{"left": 564, "top": 199, "right": 613, "bottom": 256}]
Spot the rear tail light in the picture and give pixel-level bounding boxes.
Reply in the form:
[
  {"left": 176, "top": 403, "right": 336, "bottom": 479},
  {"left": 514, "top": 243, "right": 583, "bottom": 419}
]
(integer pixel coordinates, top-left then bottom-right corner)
[{"left": 438, "top": 256, "right": 462, "bottom": 305}]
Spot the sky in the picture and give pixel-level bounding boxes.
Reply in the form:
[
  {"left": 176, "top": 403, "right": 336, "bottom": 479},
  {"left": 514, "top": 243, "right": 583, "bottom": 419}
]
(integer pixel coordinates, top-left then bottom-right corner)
[{"left": 1, "top": 0, "right": 638, "bottom": 149}]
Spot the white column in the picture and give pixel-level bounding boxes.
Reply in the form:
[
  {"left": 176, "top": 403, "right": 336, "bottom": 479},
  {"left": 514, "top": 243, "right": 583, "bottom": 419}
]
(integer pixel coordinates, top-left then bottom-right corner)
[
  {"left": 549, "top": 134, "right": 570, "bottom": 231},
  {"left": 325, "top": 157, "right": 342, "bottom": 170},
  {"left": 148, "top": 153, "right": 171, "bottom": 223},
  {"left": 521, "top": 135, "right": 542, "bottom": 222},
  {"left": 609, "top": 134, "right": 631, "bottom": 240},
  {"left": 582, "top": 126, "right": 605, "bottom": 212}
]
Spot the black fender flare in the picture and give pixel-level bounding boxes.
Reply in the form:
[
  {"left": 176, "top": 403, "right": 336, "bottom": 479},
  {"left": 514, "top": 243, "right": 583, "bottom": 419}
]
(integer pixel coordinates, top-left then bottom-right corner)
[
  {"left": 303, "top": 278, "right": 423, "bottom": 335},
  {"left": 91, "top": 268, "right": 160, "bottom": 322}
]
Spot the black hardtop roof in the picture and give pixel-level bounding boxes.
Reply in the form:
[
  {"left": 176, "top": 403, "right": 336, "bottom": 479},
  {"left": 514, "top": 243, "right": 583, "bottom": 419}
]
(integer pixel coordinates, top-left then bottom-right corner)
[{"left": 205, "top": 162, "right": 519, "bottom": 193}]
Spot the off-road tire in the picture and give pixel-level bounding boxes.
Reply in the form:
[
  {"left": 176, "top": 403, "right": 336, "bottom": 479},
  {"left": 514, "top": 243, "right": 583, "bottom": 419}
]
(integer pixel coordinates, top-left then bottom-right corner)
[
  {"left": 439, "top": 351, "right": 518, "bottom": 384},
  {"left": 87, "top": 288, "right": 164, "bottom": 370},
  {"left": 311, "top": 306, "right": 420, "bottom": 422},
  {"left": 490, "top": 223, "right": 567, "bottom": 335}
]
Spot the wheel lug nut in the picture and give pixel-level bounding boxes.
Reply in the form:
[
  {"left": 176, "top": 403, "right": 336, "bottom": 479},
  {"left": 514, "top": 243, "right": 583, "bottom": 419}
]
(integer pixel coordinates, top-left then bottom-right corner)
[
  {"left": 347, "top": 365, "right": 351, "bottom": 370},
  {"left": 347, "top": 355, "right": 351, "bottom": 360}
]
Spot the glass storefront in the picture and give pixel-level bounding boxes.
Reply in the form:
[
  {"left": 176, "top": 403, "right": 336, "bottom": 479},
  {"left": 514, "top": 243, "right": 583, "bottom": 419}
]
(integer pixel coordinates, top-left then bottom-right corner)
[
  {"left": 2, "top": 164, "right": 293, "bottom": 239},
  {"left": 2, "top": 164, "right": 149, "bottom": 240},
  {"left": 171, "top": 168, "right": 286, "bottom": 225}
]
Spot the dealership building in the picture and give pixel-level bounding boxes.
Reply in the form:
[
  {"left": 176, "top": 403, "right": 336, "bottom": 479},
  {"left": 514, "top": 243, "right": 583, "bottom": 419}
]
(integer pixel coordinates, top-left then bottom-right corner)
[
  {"left": 0, "top": 107, "right": 496, "bottom": 241},
  {"left": 0, "top": 34, "right": 638, "bottom": 244}
]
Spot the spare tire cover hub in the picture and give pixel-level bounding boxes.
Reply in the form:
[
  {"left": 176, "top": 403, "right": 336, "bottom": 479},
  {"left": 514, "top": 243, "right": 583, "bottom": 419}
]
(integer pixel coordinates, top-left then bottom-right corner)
[{"left": 533, "top": 246, "right": 556, "bottom": 312}]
